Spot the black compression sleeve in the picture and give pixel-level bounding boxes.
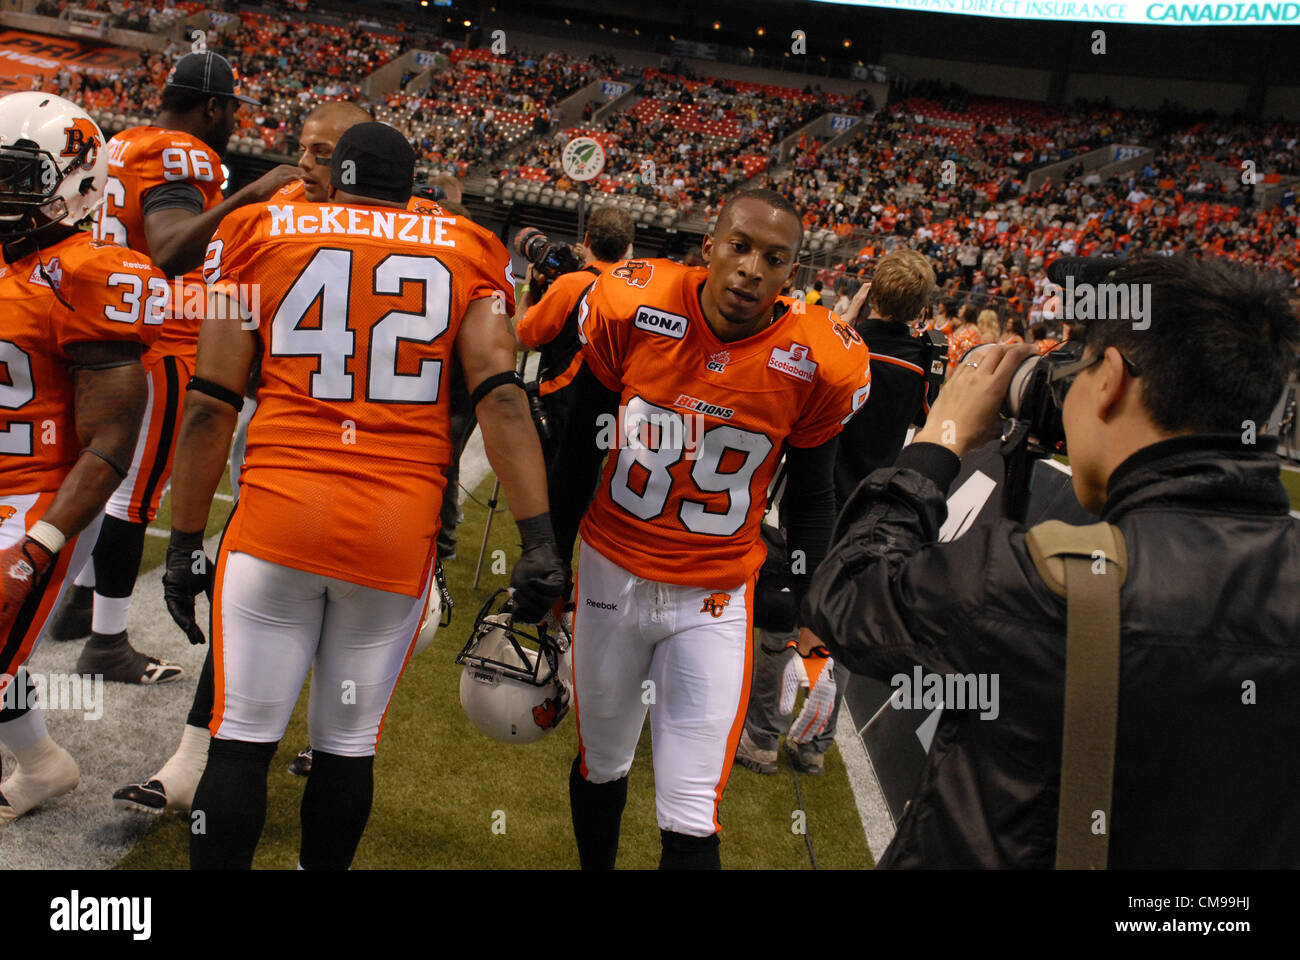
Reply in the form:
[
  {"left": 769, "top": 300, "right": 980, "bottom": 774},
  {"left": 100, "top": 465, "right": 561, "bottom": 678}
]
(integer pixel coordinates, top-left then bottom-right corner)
[
  {"left": 781, "top": 437, "right": 840, "bottom": 620},
  {"left": 141, "top": 181, "right": 206, "bottom": 217},
  {"left": 547, "top": 362, "right": 619, "bottom": 569}
]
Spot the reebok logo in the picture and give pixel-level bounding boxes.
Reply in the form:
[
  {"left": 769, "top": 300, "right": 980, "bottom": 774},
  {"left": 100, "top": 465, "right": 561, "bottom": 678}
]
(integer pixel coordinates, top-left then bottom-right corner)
[
  {"left": 585, "top": 598, "right": 618, "bottom": 611},
  {"left": 768, "top": 342, "right": 818, "bottom": 383},
  {"left": 634, "top": 307, "right": 688, "bottom": 339}
]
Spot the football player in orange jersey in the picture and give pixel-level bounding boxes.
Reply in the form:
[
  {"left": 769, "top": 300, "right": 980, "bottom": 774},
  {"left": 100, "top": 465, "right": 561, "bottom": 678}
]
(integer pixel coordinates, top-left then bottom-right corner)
[
  {"left": 547, "top": 189, "right": 871, "bottom": 868},
  {"left": 47, "top": 52, "right": 300, "bottom": 688},
  {"left": 111, "top": 101, "right": 469, "bottom": 813},
  {"left": 0, "top": 93, "right": 165, "bottom": 822},
  {"left": 159, "top": 123, "right": 564, "bottom": 869}
]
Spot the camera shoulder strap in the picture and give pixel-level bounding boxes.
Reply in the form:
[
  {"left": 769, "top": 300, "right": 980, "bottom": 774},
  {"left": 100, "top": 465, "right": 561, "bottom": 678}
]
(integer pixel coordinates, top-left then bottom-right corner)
[{"left": 1024, "top": 519, "right": 1129, "bottom": 870}]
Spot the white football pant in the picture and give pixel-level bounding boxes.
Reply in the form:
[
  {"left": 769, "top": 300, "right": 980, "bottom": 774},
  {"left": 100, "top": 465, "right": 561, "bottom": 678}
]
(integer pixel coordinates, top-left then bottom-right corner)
[
  {"left": 571, "top": 541, "right": 754, "bottom": 837},
  {"left": 210, "top": 551, "right": 426, "bottom": 756}
]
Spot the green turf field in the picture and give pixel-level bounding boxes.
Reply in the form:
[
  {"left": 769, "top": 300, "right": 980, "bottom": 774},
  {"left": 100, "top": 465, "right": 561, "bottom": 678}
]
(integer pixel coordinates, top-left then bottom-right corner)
[{"left": 118, "top": 476, "right": 874, "bottom": 870}]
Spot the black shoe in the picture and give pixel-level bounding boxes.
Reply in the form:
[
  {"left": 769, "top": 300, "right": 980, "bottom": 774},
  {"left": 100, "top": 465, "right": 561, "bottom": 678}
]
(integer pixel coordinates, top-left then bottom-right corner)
[
  {"left": 75, "top": 631, "right": 184, "bottom": 685},
  {"left": 288, "top": 747, "right": 313, "bottom": 777},
  {"left": 112, "top": 779, "right": 170, "bottom": 816},
  {"left": 47, "top": 585, "right": 93, "bottom": 641}
]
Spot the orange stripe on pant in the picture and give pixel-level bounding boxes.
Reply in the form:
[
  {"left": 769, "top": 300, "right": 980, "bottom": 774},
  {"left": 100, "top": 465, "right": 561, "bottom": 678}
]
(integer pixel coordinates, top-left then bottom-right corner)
[
  {"left": 207, "top": 532, "right": 231, "bottom": 739},
  {"left": 710, "top": 570, "right": 756, "bottom": 833}
]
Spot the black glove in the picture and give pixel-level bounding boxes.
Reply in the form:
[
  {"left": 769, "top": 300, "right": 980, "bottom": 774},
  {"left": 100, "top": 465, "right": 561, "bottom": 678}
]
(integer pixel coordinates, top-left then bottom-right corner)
[
  {"left": 163, "top": 528, "right": 213, "bottom": 645},
  {"left": 509, "top": 512, "right": 567, "bottom": 624}
]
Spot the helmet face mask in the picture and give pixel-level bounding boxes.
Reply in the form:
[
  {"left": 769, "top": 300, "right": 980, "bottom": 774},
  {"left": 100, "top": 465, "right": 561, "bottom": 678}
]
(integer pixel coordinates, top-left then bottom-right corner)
[{"left": 457, "top": 589, "right": 572, "bottom": 743}]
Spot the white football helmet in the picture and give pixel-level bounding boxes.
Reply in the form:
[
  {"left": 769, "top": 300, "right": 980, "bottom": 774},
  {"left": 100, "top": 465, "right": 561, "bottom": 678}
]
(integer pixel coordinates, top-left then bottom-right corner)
[
  {"left": 0, "top": 92, "right": 107, "bottom": 242},
  {"left": 457, "top": 589, "right": 571, "bottom": 743}
]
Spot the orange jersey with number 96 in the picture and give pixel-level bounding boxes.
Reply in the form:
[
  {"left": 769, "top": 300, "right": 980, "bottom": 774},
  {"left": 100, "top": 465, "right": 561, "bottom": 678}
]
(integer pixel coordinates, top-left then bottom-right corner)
[{"left": 94, "top": 126, "right": 224, "bottom": 362}]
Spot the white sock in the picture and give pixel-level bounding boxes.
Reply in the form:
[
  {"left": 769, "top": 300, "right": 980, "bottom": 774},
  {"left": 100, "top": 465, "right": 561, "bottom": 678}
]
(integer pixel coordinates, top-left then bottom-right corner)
[
  {"left": 0, "top": 702, "right": 48, "bottom": 753},
  {"left": 153, "top": 724, "right": 209, "bottom": 810},
  {"left": 0, "top": 732, "right": 79, "bottom": 819},
  {"left": 73, "top": 561, "right": 95, "bottom": 589},
  {"left": 92, "top": 593, "right": 132, "bottom": 636}
]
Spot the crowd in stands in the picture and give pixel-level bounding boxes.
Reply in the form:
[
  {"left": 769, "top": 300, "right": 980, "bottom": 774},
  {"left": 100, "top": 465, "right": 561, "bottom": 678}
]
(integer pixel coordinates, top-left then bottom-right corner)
[
  {"left": 17, "top": 16, "right": 1300, "bottom": 299},
  {"left": 501, "top": 67, "right": 871, "bottom": 217}
]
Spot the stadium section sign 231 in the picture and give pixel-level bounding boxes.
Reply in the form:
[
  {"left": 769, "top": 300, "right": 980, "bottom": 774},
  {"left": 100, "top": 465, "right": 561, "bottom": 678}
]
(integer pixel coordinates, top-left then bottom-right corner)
[{"left": 813, "top": 0, "right": 1300, "bottom": 24}]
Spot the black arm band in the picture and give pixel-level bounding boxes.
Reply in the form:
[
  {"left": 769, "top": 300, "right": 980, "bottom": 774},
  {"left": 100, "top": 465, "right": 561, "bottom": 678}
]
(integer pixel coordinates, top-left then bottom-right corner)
[
  {"left": 470, "top": 370, "right": 525, "bottom": 408},
  {"left": 80, "top": 446, "right": 128, "bottom": 479},
  {"left": 187, "top": 376, "right": 245, "bottom": 412}
]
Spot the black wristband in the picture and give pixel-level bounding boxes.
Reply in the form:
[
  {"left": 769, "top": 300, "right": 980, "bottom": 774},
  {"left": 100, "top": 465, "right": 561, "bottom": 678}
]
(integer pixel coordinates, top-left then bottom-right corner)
[
  {"left": 470, "top": 370, "right": 524, "bottom": 408},
  {"left": 516, "top": 512, "right": 556, "bottom": 548},
  {"left": 168, "top": 528, "right": 206, "bottom": 549},
  {"left": 187, "top": 376, "right": 245, "bottom": 412}
]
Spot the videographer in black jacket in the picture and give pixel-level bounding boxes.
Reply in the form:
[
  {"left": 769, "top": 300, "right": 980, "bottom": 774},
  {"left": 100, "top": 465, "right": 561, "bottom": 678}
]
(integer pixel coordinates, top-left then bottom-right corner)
[
  {"left": 803, "top": 255, "right": 1300, "bottom": 868},
  {"left": 736, "top": 250, "right": 944, "bottom": 777}
]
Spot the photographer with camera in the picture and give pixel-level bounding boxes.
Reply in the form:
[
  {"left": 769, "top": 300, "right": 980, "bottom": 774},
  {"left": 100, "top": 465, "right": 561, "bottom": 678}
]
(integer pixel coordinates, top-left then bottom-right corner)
[
  {"left": 737, "top": 250, "right": 947, "bottom": 777},
  {"left": 512, "top": 208, "right": 635, "bottom": 463},
  {"left": 802, "top": 255, "right": 1300, "bottom": 868}
]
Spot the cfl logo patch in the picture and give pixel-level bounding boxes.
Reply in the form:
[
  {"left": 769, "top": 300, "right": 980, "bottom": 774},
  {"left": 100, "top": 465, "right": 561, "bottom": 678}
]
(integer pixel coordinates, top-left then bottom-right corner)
[{"left": 8, "top": 559, "right": 34, "bottom": 583}]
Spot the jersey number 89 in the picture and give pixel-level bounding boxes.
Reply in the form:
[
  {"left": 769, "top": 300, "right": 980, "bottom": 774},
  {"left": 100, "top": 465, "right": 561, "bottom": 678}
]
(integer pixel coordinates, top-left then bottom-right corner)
[{"left": 610, "top": 396, "right": 773, "bottom": 537}]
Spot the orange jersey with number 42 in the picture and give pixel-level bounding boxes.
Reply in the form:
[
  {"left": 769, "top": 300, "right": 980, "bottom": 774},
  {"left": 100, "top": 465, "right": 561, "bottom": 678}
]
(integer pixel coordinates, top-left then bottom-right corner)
[
  {"left": 578, "top": 259, "right": 871, "bottom": 587},
  {"left": 205, "top": 199, "right": 516, "bottom": 596},
  {"left": 0, "top": 233, "right": 165, "bottom": 494}
]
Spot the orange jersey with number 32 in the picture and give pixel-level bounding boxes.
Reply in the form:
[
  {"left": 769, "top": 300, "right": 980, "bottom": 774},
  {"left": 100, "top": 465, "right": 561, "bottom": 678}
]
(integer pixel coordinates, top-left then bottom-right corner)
[
  {"left": 205, "top": 199, "right": 516, "bottom": 596},
  {"left": 578, "top": 259, "right": 871, "bottom": 587},
  {"left": 0, "top": 233, "right": 165, "bottom": 495}
]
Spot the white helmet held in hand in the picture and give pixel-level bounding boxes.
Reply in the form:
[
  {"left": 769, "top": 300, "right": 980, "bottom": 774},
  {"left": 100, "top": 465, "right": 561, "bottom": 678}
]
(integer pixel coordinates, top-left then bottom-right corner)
[
  {"left": 0, "top": 92, "right": 107, "bottom": 242},
  {"left": 457, "top": 589, "right": 571, "bottom": 743}
]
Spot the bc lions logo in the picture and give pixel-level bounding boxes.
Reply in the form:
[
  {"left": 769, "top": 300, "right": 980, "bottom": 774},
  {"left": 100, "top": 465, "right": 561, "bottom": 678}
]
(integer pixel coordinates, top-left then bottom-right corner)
[
  {"left": 700, "top": 592, "right": 730, "bottom": 618},
  {"left": 532, "top": 693, "right": 569, "bottom": 731},
  {"left": 829, "top": 315, "right": 863, "bottom": 349},
  {"left": 0, "top": 505, "right": 16, "bottom": 527},
  {"left": 612, "top": 259, "right": 654, "bottom": 288},
  {"left": 61, "top": 118, "right": 101, "bottom": 167}
]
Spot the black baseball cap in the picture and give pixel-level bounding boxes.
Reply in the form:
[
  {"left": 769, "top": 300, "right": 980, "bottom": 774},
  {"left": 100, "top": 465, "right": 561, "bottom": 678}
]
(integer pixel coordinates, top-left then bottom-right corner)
[
  {"left": 165, "top": 52, "right": 260, "bottom": 106},
  {"left": 330, "top": 122, "right": 414, "bottom": 204}
]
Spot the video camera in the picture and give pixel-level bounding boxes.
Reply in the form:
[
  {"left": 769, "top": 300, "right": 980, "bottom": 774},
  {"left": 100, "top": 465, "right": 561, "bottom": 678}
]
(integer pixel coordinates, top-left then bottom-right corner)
[{"left": 514, "top": 226, "right": 585, "bottom": 297}]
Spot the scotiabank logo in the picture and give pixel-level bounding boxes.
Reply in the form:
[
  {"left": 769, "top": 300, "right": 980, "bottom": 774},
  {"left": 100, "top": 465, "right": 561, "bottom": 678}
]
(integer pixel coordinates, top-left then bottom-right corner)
[
  {"left": 634, "top": 306, "right": 688, "bottom": 339},
  {"left": 768, "top": 342, "right": 817, "bottom": 383}
]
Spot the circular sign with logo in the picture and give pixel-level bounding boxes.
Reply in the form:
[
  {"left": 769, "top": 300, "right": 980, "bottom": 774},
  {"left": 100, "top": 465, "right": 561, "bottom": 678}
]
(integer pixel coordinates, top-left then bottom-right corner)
[{"left": 562, "top": 137, "right": 605, "bottom": 182}]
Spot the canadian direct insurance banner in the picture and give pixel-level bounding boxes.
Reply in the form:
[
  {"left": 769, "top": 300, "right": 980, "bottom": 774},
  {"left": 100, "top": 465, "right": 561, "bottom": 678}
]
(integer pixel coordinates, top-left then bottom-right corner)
[
  {"left": 0, "top": 29, "right": 141, "bottom": 92},
  {"left": 812, "top": 0, "right": 1300, "bottom": 25}
]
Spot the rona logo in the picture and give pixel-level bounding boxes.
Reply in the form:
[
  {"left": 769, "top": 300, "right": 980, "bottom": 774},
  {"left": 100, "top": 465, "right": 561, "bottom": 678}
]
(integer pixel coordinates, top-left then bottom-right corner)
[
  {"left": 634, "top": 307, "right": 688, "bottom": 340},
  {"left": 768, "top": 342, "right": 818, "bottom": 383},
  {"left": 612, "top": 260, "right": 654, "bottom": 288}
]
